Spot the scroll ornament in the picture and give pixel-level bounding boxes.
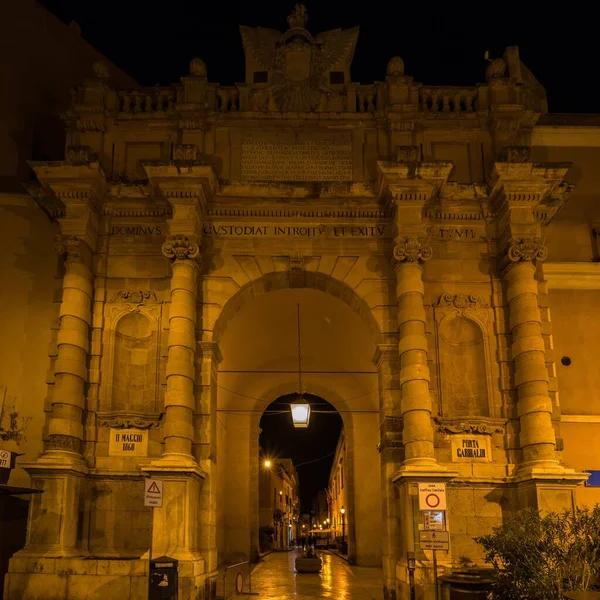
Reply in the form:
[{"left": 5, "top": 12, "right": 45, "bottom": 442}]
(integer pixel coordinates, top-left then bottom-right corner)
[
  {"left": 392, "top": 237, "right": 432, "bottom": 268},
  {"left": 507, "top": 237, "right": 547, "bottom": 264},
  {"left": 54, "top": 235, "right": 82, "bottom": 264},
  {"left": 162, "top": 235, "right": 200, "bottom": 261},
  {"left": 98, "top": 414, "right": 161, "bottom": 430},
  {"left": 434, "top": 416, "right": 504, "bottom": 436}
]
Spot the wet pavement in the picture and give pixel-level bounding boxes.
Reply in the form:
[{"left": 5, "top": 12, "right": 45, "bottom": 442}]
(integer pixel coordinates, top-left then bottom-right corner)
[{"left": 244, "top": 549, "right": 383, "bottom": 600}]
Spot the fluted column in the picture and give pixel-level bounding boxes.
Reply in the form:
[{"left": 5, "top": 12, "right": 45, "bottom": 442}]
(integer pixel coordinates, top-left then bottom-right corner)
[
  {"left": 46, "top": 235, "right": 93, "bottom": 456},
  {"left": 504, "top": 238, "right": 558, "bottom": 468},
  {"left": 393, "top": 237, "right": 437, "bottom": 467},
  {"left": 161, "top": 234, "right": 200, "bottom": 460}
]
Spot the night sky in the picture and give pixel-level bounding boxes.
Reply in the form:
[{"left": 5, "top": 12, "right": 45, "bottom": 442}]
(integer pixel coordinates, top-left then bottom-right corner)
[
  {"left": 39, "top": 0, "right": 596, "bottom": 113},
  {"left": 259, "top": 394, "right": 342, "bottom": 513}
]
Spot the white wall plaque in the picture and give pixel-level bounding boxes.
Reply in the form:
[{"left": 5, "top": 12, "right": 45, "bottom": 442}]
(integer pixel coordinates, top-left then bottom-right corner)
[
  {"left": 451, "top": 434, "right": 492, "bottom": 462},
  {"left": 108, "top": 428, "right": 149, "bottom": 457}
]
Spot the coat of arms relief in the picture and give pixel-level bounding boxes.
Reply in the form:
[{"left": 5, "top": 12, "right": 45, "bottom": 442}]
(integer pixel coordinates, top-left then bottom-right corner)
[{"left": 240, "top": 4, "right": 359, "bottom": 112}]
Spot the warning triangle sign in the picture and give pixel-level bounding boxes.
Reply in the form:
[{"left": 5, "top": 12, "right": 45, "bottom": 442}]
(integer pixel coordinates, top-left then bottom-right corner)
[{"left": 147, "top": 481, "right": 161, "bottom": 494}]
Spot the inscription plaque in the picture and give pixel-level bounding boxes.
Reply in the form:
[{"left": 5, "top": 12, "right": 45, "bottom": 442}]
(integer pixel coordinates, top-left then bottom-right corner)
[{"left": 241, "top": 134, "right": 353, "bottom": 181}]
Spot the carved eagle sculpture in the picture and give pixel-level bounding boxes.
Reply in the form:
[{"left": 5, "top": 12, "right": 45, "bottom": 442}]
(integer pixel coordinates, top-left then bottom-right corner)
[{"left": 240, "top": 24, "right": 359, "bottom": 112}]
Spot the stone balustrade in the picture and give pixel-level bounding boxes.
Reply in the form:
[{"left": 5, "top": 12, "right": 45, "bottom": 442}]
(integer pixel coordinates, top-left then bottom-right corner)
[
  {"left": 419, "top": 87, "right": 478, "bottom": 113},
  {"left": 118, "top": 88, "right": 175, "bottom": 114}
]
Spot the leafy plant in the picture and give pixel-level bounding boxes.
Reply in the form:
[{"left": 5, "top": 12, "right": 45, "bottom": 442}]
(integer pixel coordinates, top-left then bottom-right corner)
[{"left": 475, "top": 505, "right": 600, "bottom": 600}]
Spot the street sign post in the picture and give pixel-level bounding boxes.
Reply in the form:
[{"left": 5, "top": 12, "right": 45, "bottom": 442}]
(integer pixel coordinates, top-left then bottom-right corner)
[
  {"left": 419, "top": 530, "right": 450, "bottom": 551},
  {"left": 418, "top": 482, "right": 447, "bottom": 511},
  {"left": 144, "top": 478, "right": 163, "bottom": 600}
]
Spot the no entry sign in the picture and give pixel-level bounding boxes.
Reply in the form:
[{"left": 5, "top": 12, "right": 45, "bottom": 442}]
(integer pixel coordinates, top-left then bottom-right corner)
[{"left": 418, "top": 482, "right": 447, "bottom": 511}]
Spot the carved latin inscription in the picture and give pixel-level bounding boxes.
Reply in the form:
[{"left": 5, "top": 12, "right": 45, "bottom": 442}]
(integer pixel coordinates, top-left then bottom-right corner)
[{"left": 241, "top": 135, "right": 353, "bottom": 181}]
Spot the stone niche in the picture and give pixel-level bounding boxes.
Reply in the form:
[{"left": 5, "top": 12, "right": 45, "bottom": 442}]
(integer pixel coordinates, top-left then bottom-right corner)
[
  {"left": 111, "top": 312, "right": 158, "bottom": 413},
  {"left": 434, "top": 294, "right": 493, "bottom": 418}
]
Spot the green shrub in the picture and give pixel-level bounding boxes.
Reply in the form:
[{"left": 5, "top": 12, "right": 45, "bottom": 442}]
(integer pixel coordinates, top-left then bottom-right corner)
[{"left": 475, "top": 505, "right": 600, "bottom": 600}]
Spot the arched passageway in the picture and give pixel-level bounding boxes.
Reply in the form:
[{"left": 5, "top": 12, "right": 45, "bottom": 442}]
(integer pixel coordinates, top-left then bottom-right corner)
[{"left": 214, "top": 285, "right": 383, "bottom": 567}]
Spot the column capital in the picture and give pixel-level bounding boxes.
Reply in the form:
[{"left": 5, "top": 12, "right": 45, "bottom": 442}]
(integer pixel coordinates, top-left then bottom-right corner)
[
  {"left": 162, "top": 234, "right": 200, "bottom": 262},
  {"left": 507, "top": 237, "right": 548, "bottom": 264},
  {"left": 501, "top": 236, "right": 548, "bottom": 274},
  {"left": 392, "top": 237, "right": 432, "bottom": 269},
  {"left": 54, "top": 234, "right": 83, "bottom": 264}
]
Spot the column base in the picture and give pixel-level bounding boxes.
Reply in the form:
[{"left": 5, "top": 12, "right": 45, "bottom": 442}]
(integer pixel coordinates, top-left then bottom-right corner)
[
  {"left": 392, "top": 459, "right": 458, "bottom": 483},
  {"left": 512, "top": 463, "right": 589, "bottom": 511},
  {"left": 140, "top": 459, "right": 206, "bottom": 563},
  {"left": 513, "top": 461, "right": 589, "bottom": 485}
]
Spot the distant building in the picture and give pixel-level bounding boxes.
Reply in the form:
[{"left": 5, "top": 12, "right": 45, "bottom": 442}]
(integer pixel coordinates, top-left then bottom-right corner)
[
  {"left": 328, "top": 430, "right": 347, "bottom": 541},
  {"left": 258, "top": 458, "right": 299, "bottom": 548},
  {"left": 311, "top": 490, "right": 329, "bottom": 531}
]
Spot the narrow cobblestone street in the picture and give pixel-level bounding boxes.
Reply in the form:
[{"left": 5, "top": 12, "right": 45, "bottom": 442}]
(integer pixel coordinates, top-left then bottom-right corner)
[{"left": 244, "top": 550, "right": 383, "bottom": 600}]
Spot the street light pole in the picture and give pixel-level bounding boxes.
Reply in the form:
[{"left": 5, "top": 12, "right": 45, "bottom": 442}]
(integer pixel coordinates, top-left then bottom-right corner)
[{"left": 340, "top": 507, "right": 346, "bottom": 545}]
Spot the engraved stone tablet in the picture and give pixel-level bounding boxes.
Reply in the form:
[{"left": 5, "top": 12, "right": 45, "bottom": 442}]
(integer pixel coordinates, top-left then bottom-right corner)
[
  {"left": 241, "top": 133, "right": 353, "bottom": 181},
  {"left": 108, "top": 428, "right": 149, "bottom": 457}
]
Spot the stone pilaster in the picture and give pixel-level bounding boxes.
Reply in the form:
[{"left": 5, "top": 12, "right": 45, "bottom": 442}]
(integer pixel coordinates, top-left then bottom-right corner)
[
  {"left": 374, "top": 344, "right": 402, "bottom": 600},
  {"left": 161, "top": 234, "right": 200, "bottom": 460},
  {"left": 196, "top": 341, "right": 222, "bottom": 576}
]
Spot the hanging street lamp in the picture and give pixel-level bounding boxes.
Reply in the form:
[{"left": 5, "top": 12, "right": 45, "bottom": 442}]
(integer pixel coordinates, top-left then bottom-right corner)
[
  {"left": 290, "top": 303, "right": 311, "bottom": 428},
  {"left": 290, "top": 399, "right": 311, "bottom": 428}
]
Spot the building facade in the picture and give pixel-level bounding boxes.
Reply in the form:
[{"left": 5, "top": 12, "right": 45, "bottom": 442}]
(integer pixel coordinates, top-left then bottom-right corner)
[
  {"left": 2, "top": 4, "right": 600, "bottom": 599},
  {"left": 258, "top": 458, "right": 299, "bottom": 548},
  {"left": 328, "top": 429, "right": 348, "bottom": 542}
]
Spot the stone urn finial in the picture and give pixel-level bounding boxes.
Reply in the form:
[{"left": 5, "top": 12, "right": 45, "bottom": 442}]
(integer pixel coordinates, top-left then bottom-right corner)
[
  {"left": 189, "top": 57, "right": 207, "bottom": 77},
  {"left": 387, "top": 56, "right": 405, "bottom": 77},
  {"left": 485, "top": 58, "right": 507, "bottom": 81},
  {"left": 92, "top": 60, "right": 110, "bottom": 79}
]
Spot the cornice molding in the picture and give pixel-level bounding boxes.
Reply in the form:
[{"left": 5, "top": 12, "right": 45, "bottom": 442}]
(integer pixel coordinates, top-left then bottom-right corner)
[
  {"left": 532, "top": 126, "right": 600, "bottom": 148},
  {"left": 543, "top": 262, "right": 600, "bottom": 290},
  {"left": 207, "top": 207, "right": 389, "bottom": 219},
  {"left": 560, "top": 414, "right": 600, "bottom": 424}
]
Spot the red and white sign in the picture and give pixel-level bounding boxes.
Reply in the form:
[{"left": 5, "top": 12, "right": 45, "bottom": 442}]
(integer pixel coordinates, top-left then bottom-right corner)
[{"left": 418, "top": 482, "right": 447, "bottom": 511}]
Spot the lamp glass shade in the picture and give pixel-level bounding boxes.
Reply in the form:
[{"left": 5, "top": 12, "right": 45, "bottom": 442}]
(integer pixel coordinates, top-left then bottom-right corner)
[{"left": 290, "top": 400, "right": 311, "bottom": 427}]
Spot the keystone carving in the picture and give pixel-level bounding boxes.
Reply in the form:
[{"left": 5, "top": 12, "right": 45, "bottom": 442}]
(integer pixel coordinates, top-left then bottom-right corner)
[
  {"left": 392, "top": 237, "right": 432, "bottom": 268},
  {"left": 507, "top": 237, "right": 547, "bottom": 264},
  {"left": 501, "top": 146, "right": 531, "bottom": 163},
  {"left": 54, "top": 235, "right": 82, "bottom": 264},
  {"left": 162, "top": 235, "right": 200, "bottom": 261}
]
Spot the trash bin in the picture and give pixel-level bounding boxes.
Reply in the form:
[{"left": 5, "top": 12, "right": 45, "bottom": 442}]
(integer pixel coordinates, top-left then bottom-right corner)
[
  {"left": 149, "top": 555, "right": 178, "bottom": 600},
  {"left": 438, "top": 569, "right": 495, "bottom": 600}
]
